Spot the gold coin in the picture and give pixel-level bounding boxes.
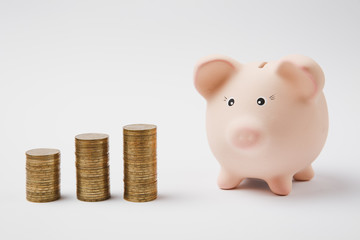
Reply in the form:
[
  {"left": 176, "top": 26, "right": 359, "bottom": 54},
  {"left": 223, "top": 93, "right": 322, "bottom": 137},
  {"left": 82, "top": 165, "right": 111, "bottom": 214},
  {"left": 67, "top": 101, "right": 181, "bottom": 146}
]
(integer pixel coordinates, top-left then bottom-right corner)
[
  {"left": 123, "top": 124, "right": 157, "bottom": 202},
  {"left": 25, "top": 148, "right": 61, "bottom": 203},
  {"left": 75, "top": 133, "right": 110, "bottom": 202}
]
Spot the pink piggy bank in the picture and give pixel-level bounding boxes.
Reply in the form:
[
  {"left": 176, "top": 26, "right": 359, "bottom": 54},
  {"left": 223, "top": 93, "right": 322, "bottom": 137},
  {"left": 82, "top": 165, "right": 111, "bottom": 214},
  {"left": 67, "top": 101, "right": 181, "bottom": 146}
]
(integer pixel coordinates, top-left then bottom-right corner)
[{"left": 194, "top": 55, "right": 328, "bottom": 195}]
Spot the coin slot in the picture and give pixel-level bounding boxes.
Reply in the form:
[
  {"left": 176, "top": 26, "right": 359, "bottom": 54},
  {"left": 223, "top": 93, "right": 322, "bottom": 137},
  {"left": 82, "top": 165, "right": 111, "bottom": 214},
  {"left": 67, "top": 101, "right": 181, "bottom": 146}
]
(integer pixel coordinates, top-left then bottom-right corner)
[{"left": 258, "top": 62, "right": 267, "bottom": 68}]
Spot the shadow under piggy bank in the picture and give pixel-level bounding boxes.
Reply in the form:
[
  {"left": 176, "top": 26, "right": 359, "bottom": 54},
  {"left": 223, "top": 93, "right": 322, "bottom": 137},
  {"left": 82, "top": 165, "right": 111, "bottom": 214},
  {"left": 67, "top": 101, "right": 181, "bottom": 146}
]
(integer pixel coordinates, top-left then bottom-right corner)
[{"left": 234, "top": 170, "right": 352, "bottom": 199}]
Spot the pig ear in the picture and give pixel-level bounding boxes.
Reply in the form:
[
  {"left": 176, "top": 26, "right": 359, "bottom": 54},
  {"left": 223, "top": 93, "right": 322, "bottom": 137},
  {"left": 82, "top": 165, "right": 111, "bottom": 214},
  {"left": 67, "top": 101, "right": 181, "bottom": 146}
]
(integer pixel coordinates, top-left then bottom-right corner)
[
  {"left": 194, "top": 55, "right": 240, "bottom": 99},
  {"left": 276, "top": 55, "right": 325, "bottom": 100}
]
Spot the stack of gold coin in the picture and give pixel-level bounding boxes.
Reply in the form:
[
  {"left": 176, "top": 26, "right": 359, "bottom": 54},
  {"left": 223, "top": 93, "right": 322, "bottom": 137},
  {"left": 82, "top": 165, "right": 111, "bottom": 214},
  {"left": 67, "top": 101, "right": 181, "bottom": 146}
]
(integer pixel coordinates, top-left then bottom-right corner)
[
  {"left": 26, "top": 148, "right": 61, "bottom": 203},
  {"left": 123, "top": 124, "right": 157, "bottom": 202},
  {"left": 75, "top": 133, "right": 110, "bottom": 202}
]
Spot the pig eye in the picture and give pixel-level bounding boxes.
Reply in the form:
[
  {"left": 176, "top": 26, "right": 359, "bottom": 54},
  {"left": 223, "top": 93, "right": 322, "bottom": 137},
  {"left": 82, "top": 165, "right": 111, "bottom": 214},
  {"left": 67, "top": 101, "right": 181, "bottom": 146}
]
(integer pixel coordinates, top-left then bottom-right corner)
[
  {"left": 227, "top": 98, "right": 235, "bottom": 106},
  {"left": 257, "top": 97, "right": 266, "bottom": 106}
]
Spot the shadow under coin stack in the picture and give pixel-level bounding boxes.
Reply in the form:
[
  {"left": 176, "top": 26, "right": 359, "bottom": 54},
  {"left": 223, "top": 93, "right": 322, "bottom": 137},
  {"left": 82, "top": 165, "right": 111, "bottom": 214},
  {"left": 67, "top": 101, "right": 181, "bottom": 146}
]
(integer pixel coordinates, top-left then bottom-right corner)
[
  {"left": 75, "top": 133, "right": 110, "bottom": 202},
  {"left": 26, "top": 148, "right": 61, "bottom": 203},
  {"left": 123, "top": 124, "right": 157, "bottom": 202}
]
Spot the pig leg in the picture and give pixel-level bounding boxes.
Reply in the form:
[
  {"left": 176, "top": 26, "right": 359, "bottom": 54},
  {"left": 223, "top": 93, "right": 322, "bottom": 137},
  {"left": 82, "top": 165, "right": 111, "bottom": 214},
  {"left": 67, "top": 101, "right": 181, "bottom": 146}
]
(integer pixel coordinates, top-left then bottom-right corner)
[
  {"left": 293, "top": 165, "right": 314, "bottom": 181},
  {"left": 218, "top": 168, "right": 243, "bottom": 190},
  {"left": 267, "top": 176, "right": 292, "bottom": 196}
]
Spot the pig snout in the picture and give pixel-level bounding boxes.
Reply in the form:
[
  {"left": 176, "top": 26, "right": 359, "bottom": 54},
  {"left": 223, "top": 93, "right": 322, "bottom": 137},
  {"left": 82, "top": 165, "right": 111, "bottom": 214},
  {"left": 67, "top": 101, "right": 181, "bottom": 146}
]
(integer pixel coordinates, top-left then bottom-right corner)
[
  {"left": 230, "top": 128, "right": 260, "bottom": 148},
  {"left": 226, "top": 119, "right": 263, "bottom": 149}
]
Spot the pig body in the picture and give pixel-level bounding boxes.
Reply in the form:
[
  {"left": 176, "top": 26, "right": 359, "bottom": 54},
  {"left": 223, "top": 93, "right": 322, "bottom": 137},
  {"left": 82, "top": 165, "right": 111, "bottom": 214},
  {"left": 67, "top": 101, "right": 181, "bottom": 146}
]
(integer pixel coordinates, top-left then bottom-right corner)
[{"left": 194, "top": 55, "right": 328, "bottom": 195}]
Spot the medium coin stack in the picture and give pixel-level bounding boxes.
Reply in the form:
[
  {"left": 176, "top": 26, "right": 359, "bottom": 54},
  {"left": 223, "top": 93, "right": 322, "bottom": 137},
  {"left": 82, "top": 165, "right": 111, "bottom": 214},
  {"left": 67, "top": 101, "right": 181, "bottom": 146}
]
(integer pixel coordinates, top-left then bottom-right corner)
[
  {"left": 123, "top": 124, "right": 157, "bottom": 202},
  {"left": 75, "top": 133, "right": 110, "bottom": 202},
  {"left": 26, "top": 148, "right": 61, "bottom": 203}
]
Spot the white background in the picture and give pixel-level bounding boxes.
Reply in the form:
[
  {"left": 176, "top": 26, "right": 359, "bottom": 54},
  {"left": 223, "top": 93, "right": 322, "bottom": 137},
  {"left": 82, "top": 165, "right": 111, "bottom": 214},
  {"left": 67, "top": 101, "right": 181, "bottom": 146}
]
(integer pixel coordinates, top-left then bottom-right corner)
[{"left": 1, "top": 0, "right": 359, "bottom": 239}]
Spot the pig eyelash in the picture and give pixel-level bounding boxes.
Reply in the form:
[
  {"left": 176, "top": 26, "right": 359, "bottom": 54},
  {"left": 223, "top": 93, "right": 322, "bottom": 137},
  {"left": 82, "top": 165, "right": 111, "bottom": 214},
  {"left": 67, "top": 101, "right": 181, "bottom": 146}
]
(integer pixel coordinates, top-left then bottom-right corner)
[
  {"left": 224, "top": 96, "right": 228, "bottom": 101},
  {"left": 269, "top": 94, "right": 276, "bottom": 100}
]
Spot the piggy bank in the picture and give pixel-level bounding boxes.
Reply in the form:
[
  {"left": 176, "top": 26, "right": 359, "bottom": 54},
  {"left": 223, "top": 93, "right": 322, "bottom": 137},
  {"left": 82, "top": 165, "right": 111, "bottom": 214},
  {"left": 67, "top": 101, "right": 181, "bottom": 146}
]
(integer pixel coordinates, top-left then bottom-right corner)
[{"left": 194, "top": 55, "right": 328, "bottom": 195}]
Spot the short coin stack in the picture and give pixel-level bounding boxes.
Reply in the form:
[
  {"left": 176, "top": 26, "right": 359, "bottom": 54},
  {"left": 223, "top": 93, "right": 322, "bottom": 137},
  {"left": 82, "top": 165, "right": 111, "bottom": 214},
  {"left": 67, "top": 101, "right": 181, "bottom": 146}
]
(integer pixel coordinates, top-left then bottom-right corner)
[
  {"left": 123, "top": 124, "right": 157, "bottom": 202},
  {"left": 75, "top": 133, "right": 110, "bottom": 202},
  {"left": 26, "top": 148, "right": 61, "bottom": 203}
]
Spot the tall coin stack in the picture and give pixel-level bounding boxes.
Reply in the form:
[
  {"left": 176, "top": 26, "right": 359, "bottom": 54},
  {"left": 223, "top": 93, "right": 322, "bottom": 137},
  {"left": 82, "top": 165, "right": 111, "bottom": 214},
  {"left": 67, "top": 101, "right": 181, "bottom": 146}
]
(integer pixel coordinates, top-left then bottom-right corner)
[
  {"left": 75, "top": 133, "right": 110, "bottom": 202},
  {"left": 123, "top": 124, "right": 157, "bottom": 202},
  {"left": 26, "top": 148, "right": 61, "bottom": 203}
]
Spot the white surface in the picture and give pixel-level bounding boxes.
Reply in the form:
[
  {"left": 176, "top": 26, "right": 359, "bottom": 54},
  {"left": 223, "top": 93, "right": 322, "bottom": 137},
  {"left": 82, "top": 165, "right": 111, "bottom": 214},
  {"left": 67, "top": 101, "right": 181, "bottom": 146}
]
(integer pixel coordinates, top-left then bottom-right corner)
[{"left": 0, "top": 0, "right": 359, "bottom": 239}]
